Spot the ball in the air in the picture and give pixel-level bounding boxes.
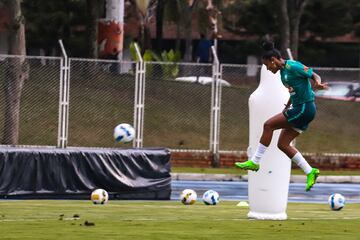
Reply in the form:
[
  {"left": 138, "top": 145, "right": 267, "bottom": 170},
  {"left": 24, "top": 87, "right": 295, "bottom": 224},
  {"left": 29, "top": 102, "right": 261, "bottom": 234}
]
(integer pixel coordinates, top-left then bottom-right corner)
[{"left": 113, "top": 123, "right": 135, "bottom": 143}]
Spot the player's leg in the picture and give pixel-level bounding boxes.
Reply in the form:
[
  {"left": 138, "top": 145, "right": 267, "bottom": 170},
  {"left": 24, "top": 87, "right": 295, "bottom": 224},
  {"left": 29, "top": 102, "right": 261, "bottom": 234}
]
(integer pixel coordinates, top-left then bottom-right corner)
[
  {"left": 259, "top": 112, "right": 293, "bottom": 146},
  {"left": 235, "top": 113, "right": 292, "bottom": 171},
  {"left": 278, "top": 128, "right": 310, "bottom": 171},
  {"left": 278, "top": 128, "right": 320, "bottom": 191}
]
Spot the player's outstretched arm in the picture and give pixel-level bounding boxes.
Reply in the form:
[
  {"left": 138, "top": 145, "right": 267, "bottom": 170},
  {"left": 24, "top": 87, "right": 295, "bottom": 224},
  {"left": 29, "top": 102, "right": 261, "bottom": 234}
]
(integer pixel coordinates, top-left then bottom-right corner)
[{"left": 311, "top": 72, "right": 328, "bottom": 90}]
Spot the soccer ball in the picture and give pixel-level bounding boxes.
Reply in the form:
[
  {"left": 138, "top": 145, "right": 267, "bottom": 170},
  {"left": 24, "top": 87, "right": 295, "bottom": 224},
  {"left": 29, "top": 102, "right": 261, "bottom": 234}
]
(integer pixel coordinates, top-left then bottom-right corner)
[
  {"left": 202, "top": 190, "right": 220, "bottom": 205},
  {"left": 91, "top": 189, "right": 109, "bottom": 204},
  {"left": 113, "top": 123, "right": 135, "bottom": 143},
  {"left": 328, "top": 193, "right": 345, "bottom": 211},
  {"left": 180, "top": 189, "right": 197, "bottom": 205}
]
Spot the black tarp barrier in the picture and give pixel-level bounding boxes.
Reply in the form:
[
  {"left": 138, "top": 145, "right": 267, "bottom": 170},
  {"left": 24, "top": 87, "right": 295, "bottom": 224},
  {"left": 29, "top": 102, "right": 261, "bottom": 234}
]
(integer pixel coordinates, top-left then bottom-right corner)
[{"left": 0, "top": 147, "right": 171, "bottom": 200}]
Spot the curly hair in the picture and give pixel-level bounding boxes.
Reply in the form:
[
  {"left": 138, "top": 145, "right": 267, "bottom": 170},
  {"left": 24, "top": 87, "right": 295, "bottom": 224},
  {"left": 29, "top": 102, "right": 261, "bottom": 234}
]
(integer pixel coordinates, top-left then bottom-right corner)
[{"left": 261, "top": 41, "right": 282, "bottom": 60}]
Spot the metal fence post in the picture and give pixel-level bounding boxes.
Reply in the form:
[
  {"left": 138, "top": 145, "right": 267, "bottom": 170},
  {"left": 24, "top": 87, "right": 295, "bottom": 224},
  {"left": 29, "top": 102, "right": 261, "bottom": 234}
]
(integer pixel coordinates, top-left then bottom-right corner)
[
  {"left": 210, "top": 46, "right": 222, "bottom": 167},
  {"left": 133, "top": 43, "right": 145, "bottom": 148},
  {"left": 58, "top": 39, "right": 70, "bottom": 148}
]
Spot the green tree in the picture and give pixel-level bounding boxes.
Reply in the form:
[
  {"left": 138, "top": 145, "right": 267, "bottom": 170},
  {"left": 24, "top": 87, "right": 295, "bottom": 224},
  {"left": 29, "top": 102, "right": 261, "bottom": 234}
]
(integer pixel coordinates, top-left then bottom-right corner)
[
  {"left": 222, "top": 0, "right": 306, "bottom": 59},
  {"left": 348, "top": 0, "right": 360, "bottom": 72},
  {"left": 221, "top": 0, "right": 278, "bottom": 37},
  {"left": 221, "top": 0, "right": 357, "bottom": 61},
  {"left": 302, "top": 0, "right": 353, "bottom": 39},
  {"left": 300, "top": 0, "right": 356, "bottom": 65},
  {"left": 22, "top": 0, "right": 88, "bottom": 56}
]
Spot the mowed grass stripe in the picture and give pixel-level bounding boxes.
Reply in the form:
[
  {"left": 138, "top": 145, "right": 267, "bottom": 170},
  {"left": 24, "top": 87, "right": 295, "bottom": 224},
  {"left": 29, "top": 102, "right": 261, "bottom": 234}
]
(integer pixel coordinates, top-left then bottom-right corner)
[{"left": 0, "top": 200, "right": 359, "bottom": 240}]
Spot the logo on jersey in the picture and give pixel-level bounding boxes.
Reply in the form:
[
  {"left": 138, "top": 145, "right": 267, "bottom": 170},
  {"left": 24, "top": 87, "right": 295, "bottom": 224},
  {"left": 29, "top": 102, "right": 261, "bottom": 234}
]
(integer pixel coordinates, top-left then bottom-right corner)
[
  {"left": 284, "top": 74, "right": 288, "bottom": 81},
  {"left": 304, "top": 66, "right": 309, "bottom": 72}
]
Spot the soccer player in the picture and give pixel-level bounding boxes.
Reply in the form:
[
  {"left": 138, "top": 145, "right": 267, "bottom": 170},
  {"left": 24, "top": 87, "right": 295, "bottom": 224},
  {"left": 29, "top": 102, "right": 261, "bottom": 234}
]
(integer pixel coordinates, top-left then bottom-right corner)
[{"left": 235, "top": 41, "right": 328, "bottom": 191}]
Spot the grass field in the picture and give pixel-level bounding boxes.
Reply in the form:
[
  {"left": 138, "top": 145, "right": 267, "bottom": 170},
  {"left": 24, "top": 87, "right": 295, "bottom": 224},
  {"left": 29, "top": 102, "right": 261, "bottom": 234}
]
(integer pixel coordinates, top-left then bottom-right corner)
[{"left": 0, "top": 200, "right": 359, "bottom": 239}]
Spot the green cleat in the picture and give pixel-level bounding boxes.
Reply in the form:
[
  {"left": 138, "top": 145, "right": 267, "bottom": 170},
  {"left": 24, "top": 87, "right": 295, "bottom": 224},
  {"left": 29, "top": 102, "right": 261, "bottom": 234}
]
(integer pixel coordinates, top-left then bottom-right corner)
[
  {"left": 235, "top": 160, "right": 260, "bottom": 172},
  {"left": 306, "top": 168, "right": 320, "bottom": 191}
]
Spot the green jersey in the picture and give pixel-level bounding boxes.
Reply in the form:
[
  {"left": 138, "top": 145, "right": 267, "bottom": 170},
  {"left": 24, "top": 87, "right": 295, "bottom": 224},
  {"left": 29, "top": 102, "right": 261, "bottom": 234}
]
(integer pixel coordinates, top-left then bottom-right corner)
[{"left": 280, "top": 60, "right": 314, "bottom": 106}]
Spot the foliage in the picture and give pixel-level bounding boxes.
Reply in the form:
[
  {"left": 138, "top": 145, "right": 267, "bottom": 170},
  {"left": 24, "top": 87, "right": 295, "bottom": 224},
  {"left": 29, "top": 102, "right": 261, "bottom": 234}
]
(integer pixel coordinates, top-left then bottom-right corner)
[
  {"left": 22, "top": 0, "right": 88, "bottom": 55},
  {"left": 130, "top": 41, "right": 181, "bottom": 78},
  {"left": 163, "top": 0, "right": 179, "bottom": 23},
  {"left": 221, "top": 0, "right": 278, "bottom": 37},
  {"left": 302, "top": 0, "right": 354, "bottom": 38},
  {"left": 129, "top": 41, "right": 139, "bottom": 61},
  {"left": 220, "top": 0, "right": 360, "bottom": 41},
  {"left": 152, "top": 49, "right": 181, "bottom": 62},
  {"left": 143, "top": 49, "right": 153, "bottom": 61},
  {"left": 2, "top": 0, "right": 359, "bottom": 63},
  {"left": 151, "top": 49, "right": 181, "bottom": 78},
  {"left": 343, "top": 0, "right": 360, "bottom": 40}
]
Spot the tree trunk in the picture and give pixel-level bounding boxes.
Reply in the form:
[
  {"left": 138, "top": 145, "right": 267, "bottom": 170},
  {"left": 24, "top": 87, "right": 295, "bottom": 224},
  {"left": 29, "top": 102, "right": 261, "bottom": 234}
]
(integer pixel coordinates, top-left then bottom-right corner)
[
  {"left": 139, "top": 20, "right": 146, "bottom": 51},
  {"left": 184, "top": 12, "right": 193, "bottom": 62},
  {"left": 175, "top": 1, "right": 183, "bottom": 53},
  {"left": 288, "top": 0, "right": 309, "bottom": 60},
  {"left": 290, "top": 20, "right": 300, "bottom": 59},
  {"left": 2, "top": 0, "right": 27, "bottom": 145},
  {"left": 156, "top": 0, "right": 164, "bottom": 51},
  {"left": 137, "top": 9, "right": 152, "bottom": 52},
  {"left": 279, "top": 0, "right": 290, "bottom": 57},
  {"left": 175, "top": 22, "right": 181, "bottom": 51},
  {"left": 86, "top": 0, "right": 102, "bottom": 58},
  {"left": 183, "top": 0, "right": 199, "bottom": 62}
]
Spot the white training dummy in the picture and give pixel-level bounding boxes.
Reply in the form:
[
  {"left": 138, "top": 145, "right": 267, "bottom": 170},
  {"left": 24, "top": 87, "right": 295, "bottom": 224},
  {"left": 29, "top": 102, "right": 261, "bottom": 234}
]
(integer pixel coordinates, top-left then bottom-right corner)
[{"left": 247, "top": 64, "right": 291, "bottom": 220}]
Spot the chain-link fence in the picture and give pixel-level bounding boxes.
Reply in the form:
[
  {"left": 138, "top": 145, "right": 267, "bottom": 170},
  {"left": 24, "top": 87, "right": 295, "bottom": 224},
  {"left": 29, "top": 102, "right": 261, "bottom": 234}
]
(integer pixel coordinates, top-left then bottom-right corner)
[
  {"left": 0, "top": 55, "right": 61, "bottom": 146},
  {"left": 220, "top": 64, "right": 261, "bottom": 151},
  {"left": 219, "top": 65, "right": 360, "bottom": 153},
  {"left": 296, "top": 67, "right": 360, "bottom": 153},
  {"left": 0, "top": 54, "right": 359, "bottom": 153},
  {"left": 68, "top": 58, "right": 136, "bottom": 147},
  {"left": 143, "top": 62, "right": 213, "bottom": 150}
]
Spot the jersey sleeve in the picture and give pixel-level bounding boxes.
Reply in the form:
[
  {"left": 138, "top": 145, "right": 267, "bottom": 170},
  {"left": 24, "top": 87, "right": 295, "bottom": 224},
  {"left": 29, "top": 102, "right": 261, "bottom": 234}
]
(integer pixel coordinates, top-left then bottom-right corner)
[{"left": 291, "top": 61, "right": 313, "bottom": 79}]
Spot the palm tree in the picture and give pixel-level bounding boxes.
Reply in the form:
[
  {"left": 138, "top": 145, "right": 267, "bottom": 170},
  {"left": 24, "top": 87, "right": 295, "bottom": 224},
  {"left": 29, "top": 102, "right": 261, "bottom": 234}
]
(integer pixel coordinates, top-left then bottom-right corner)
[{"left": 128, "top": 0, "right": 157, "bottom": 51}]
